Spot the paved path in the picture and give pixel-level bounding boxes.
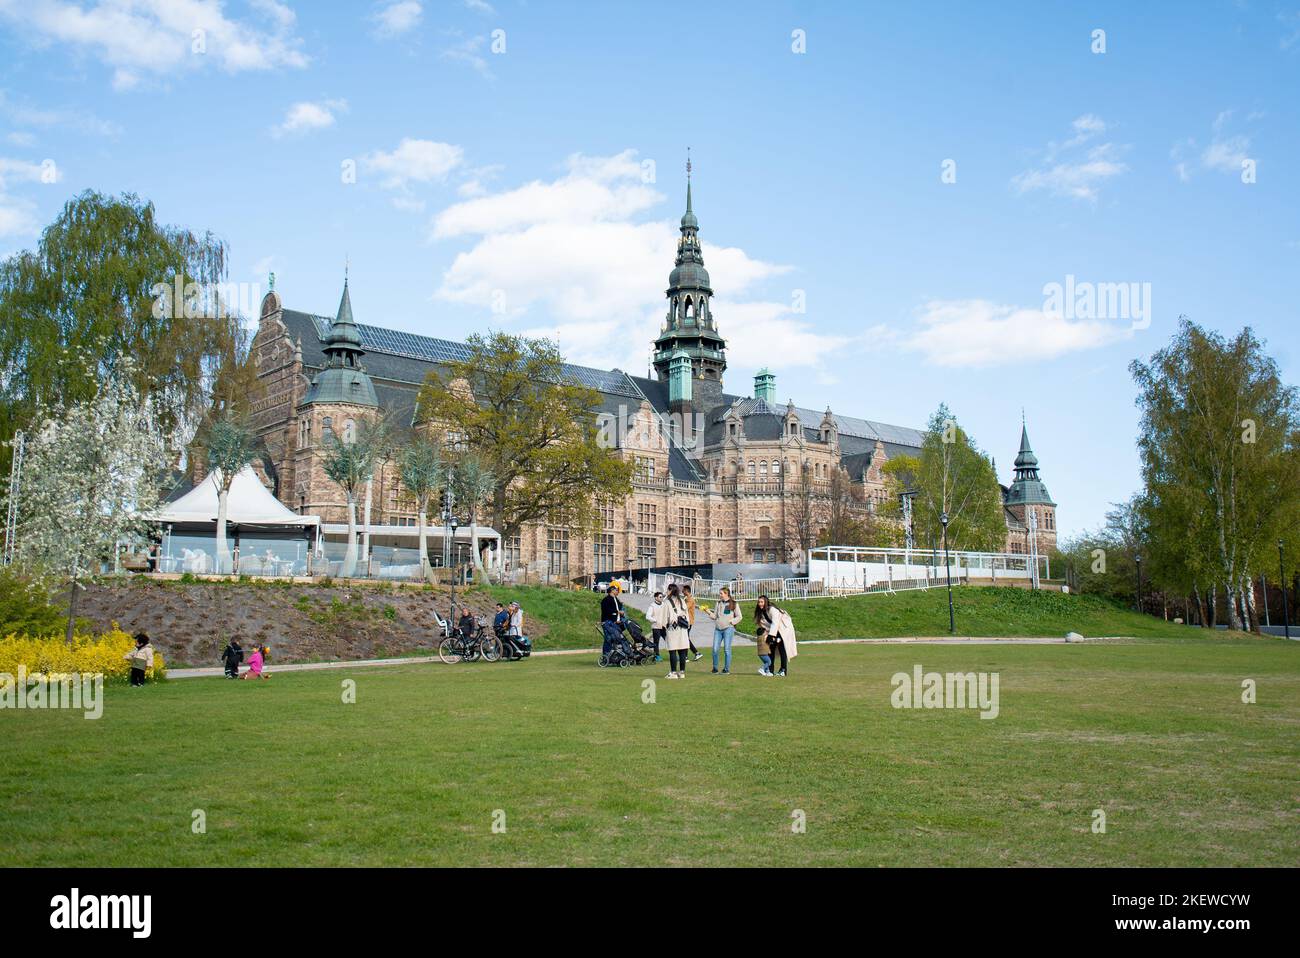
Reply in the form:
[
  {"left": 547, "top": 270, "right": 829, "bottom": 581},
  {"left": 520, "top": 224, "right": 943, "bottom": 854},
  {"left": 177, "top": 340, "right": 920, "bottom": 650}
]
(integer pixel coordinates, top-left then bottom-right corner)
[
  {"left": 620, "top": 591, "right": 754, "bottom": 648},
  {"left": 168, "top": 632, "right": 1112, "bottom": 679}
]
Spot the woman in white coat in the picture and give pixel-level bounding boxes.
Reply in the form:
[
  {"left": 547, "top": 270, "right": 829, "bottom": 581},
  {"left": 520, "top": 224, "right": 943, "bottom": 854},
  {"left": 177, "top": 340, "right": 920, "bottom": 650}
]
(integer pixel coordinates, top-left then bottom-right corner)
[{"left": 663, "top": 584, "right": 692, "bottom": 679}]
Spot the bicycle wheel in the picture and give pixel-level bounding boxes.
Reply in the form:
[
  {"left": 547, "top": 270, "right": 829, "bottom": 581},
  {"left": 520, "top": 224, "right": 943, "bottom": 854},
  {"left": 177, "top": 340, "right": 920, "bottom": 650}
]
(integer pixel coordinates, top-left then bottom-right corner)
[
  {"left": 480, "top": 636, "right": 503, "bottom": 662},
  {"left": 598, "top": 653, "right": 610, "bottom": 668},
  {"left": 437, "top": 638, "right": 463, "bottom": 664}
]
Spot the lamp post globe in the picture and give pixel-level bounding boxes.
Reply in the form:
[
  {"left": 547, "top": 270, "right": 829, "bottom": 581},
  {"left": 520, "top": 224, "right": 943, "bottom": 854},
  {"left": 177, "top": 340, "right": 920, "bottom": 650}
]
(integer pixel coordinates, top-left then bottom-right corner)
[{"left": 449, "top": 516, "right": 460, "bottom": 627}]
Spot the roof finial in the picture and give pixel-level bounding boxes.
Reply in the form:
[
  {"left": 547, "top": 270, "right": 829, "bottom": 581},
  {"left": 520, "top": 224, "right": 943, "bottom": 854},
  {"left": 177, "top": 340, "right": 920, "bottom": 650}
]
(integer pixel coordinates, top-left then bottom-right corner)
[
  {"left": 685, "top": 147, "right": 693, "bottom": 214},
  {"left": 344, "top": 254, "right": 349, "bottom": 285}
]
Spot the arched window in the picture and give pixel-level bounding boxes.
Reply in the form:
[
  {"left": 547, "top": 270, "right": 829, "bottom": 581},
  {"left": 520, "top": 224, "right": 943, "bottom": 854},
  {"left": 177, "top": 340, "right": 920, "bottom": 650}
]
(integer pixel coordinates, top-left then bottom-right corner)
[
  {"left": 772, "top": 460, "right": 781, "bottom": 476},
  {"left": 759, "top": 461, "right": 768, "bottom": 478},
  {"left": 684, "top": 298, "right": 694, "bottom": 323},
  {"left": 747, "top": 461, "right": 756, "bottom": 479}
]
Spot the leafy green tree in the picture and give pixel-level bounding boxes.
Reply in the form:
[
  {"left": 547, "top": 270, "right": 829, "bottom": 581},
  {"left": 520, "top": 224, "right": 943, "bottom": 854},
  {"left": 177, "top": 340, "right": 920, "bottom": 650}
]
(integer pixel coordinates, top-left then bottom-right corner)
[
  {"left": 0, "top": 567, "right": 68, "bottom": 637},
  {"left": 1130, "top": 319, "right": 1300, "bottom": 631},
  {"left": 201, "top": 414, "right": 261, "bottom": 574},
  {"left": 0, "top": 191, "right": 243, "bottom": 477},
  {"left": 450, "top": 454, "right": 495, "bottom": 577},
  {"left": 881, "top": 405, "right": 1005, "bottom": 553},
  {"left": 415, "top": 333, "right": 633, "bottom": 544},
  {"left": 397, "top": 435, "right": 445, "bottom": 581},
  {"left": 14, "top": 365, "right": 170, "bottom": 642},
  {"left": 321, "top": 417, "right": 390, "bottom": 578}
]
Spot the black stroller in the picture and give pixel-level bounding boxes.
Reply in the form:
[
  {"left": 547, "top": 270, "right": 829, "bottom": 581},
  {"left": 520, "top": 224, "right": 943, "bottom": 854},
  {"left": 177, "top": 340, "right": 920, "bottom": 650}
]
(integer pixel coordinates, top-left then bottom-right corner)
[
  {"left": 493, "top": 623, "right": 532, "bottom": 661},
  {"left": 597, "top": 617, "right": 652, "bottom": 668}
]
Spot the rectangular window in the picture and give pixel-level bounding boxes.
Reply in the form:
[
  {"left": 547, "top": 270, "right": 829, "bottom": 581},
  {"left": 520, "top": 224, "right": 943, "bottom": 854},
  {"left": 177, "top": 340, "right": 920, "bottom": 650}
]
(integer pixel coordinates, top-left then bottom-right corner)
[
  {"left": 637, "top": 502, "right": 657, "bottom": 534},
  {"left": 636, "top": 536, "right": 658, "bottom": 564},
  {"left": 677, "top": 507, "right": 697, "bottom": 539},
  {"left": 546, "top": 527, "right": 569, "bottom": 577},
  {"left": 594, "top": 533, "right": 615, "bottom": 573},
  {"left": 635, "top": 456, "right": 655, "bottom": 482},
  {"left": 502, "top": 534, "right": 521, "bottom": 571},
  {"left": 677, "top": 539, "right": 697, "bottom": 564}
]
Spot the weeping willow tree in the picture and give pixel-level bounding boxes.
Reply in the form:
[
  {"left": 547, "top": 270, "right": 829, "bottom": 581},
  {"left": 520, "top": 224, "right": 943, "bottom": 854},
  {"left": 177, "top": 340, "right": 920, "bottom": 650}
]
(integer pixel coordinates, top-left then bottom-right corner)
[{"left": 0, "top": 190, "right": 247, "bottom": 478}]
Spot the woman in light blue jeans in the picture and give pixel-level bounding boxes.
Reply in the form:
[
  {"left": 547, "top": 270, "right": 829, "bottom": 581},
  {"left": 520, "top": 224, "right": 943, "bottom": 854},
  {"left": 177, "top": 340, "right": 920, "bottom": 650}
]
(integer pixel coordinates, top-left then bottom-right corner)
[{"left": 706, "top": 587, "right": 743, "bottom": 674}]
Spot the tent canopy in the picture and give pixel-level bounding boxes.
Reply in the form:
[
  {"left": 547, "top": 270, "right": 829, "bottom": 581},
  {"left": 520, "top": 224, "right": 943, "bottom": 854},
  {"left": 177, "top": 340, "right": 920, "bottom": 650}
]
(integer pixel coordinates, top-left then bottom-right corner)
[{"left": 154, "top": 466, "right": 319, "bottom": 527}]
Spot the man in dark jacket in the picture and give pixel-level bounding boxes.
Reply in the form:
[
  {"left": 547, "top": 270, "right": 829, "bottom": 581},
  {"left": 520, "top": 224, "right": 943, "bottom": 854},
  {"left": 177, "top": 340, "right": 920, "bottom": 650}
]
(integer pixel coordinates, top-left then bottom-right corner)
[
  {"left": 492, "top": 602, "right": 510, "bottom": 636},
  {"left": 220, "top": 638, "right": 243, "bottom": 679},
  {"left": 600, "top": 586, "right": 629, "bottom": 657}
]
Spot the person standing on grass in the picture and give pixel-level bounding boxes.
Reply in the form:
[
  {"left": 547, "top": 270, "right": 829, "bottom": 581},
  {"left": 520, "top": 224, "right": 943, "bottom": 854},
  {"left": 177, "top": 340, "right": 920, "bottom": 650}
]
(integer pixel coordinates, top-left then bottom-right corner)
[
  {"left": 764, "top": 598, "right": 797, "bottom": 677},
  {"left": 753, "top": 594, "right": 775, "bottom": 675},
  {"left": 221, "top": 637, "right": 244, "bottom": 679},
  {"left": 124, "top": 632, "right": 154, "bottom": 686},
  {"left": 600, "top": 584, "right": 625, "bottom": 656},
  {"left": 681, "top": 585, "right": 704, "bottom": 661},
  {"left": 646, "top": 590, "right": 670, "bottom": 661},
  {"left": 508, "top": 602, "right": 524, "bottom": 639},
  {"left": 705, "top": 586, "right": 742, "bottom": 674},
  {"left": 663, "top": 584, "right": 692, "bottom": 678}
]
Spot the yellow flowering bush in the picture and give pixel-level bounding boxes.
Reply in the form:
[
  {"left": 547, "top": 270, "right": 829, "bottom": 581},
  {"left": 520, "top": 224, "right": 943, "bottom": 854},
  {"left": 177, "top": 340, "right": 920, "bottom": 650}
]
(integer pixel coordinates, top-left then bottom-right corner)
[{"left": 0, "top": 626, "right": 166, "bottom": 684}]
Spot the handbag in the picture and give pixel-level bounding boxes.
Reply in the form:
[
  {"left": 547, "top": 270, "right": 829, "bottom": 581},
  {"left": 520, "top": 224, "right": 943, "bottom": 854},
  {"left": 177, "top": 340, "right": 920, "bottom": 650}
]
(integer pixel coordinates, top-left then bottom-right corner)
[{"left": 675, "top": 615, "right": 690, "bottom": 629}]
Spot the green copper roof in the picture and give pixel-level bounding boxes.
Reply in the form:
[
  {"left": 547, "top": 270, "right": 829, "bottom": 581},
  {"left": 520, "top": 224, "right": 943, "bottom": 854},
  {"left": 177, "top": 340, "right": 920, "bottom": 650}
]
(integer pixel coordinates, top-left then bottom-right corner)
[
  {"left": 302, "top": 278, "right": 378, "bottom": 408},
  {"left": 1006, "top": 423, "right": 1053, "bottom": 506}
]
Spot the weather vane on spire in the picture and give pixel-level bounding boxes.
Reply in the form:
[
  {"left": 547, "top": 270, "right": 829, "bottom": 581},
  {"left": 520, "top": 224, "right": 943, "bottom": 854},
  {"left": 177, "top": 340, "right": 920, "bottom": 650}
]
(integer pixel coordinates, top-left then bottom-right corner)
[{"left": 687, "top": 146, "right": 691, "bottom": 181}]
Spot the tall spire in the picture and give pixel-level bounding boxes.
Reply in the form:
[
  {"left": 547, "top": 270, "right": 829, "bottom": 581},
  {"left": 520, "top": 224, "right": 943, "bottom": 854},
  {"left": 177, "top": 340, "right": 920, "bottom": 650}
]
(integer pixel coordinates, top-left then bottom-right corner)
[
  {"left": 686, "top": 147, "right": 692, "bottom": 215},
  {"left": 652, "top": 151, "right": 726, "bottom": 406},
  {"left": 1007, "top": 419, "right": 1052, "bottom": 505}
]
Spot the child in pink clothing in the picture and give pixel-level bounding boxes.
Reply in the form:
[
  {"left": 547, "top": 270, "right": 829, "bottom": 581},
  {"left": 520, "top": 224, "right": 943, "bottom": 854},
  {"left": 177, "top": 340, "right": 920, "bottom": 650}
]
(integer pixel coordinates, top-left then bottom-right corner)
[{"left": 241, "top": 645, "right": 270, "bottom": 680}]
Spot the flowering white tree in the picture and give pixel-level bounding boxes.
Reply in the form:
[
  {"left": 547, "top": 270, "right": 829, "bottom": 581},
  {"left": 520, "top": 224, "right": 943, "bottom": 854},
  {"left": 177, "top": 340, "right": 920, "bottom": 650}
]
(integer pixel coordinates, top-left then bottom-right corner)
[
  {"left": 398, "top": 435, "right": 445, "bottom": 582},
  {"left": 451, "top": 455, "right": 495, "bottom": 580},
  {"left": 14, "top": 369, "right": 170, "bottom": 642}
]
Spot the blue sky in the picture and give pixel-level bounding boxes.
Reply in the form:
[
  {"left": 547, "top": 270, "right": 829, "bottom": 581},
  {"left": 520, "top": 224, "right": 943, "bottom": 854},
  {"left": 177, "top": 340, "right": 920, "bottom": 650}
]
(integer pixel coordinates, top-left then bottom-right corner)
[{"left": 1, "top": 0, "right": 1297, "bottom": 538}]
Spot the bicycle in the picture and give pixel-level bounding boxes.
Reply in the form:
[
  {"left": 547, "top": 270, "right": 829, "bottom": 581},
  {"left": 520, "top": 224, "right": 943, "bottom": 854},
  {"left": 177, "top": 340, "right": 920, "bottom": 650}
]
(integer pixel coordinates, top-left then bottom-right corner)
[{"left": 438, "top": 622, "right": 502, "bottom": 664}]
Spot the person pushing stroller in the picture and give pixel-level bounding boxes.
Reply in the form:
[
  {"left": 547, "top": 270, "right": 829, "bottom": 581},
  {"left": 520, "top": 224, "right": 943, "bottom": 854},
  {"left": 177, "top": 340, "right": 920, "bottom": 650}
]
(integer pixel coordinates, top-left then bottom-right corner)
[{"left": 600, "top": 585, "right": 633, "bottom": 659}]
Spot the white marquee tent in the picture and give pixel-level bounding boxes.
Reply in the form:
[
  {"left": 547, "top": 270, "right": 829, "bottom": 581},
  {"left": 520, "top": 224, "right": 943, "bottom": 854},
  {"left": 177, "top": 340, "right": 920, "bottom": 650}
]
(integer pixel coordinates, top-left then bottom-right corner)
[{"left": 154, "top": 467, "right": 319, "bottom": 527}]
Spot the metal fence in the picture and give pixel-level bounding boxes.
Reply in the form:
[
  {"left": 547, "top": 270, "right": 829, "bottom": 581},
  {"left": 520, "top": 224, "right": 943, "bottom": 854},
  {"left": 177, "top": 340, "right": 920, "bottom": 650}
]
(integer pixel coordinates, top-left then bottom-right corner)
[{"left": 651, "top": 569, "right": 966, "bottom": 602}]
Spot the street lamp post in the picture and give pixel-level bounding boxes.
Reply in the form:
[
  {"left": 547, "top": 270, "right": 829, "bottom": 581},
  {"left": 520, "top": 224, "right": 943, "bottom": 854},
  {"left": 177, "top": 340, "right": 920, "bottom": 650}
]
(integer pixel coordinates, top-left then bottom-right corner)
[
  {"left": 1280, "top": 540, "right": 1291, "bottom": 641},
  {"left": 1134, "top": 554, "right": 1143, "bottom": 614},
  {"left": 448, "top": 516, "right": 460, "bottom": 633},
  {"left": 941, "top": 512, "right": 954, "bottom": 634}
]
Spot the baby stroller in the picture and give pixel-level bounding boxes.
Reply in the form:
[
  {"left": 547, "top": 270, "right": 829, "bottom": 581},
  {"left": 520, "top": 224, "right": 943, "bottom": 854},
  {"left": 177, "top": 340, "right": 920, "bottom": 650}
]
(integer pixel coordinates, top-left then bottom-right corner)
[
  {"left": 597, "top": 619, "right": 651, "bottom": 668},
  {"left": 493, "top": 623, "right": 532, "bottom": 661}
]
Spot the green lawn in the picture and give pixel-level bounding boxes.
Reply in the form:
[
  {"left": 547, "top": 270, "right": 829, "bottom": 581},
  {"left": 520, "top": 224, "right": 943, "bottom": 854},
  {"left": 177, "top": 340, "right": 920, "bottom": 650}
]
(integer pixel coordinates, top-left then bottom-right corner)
[
  {"left": 480, "top": 584, "right": 647, "bottom": 651},
  {"left": 741, "top": 586, "right": 1211, "bottom": 640},
  {"left": 3, "top": 635, "right": 1295, "bottom": 866}
]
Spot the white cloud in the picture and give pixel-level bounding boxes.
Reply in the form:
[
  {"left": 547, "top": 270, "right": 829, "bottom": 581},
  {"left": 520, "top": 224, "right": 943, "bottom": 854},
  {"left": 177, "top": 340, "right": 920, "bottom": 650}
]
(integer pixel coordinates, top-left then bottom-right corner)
[
  {"left": 373, "top": 1, "right": 421, "bottom": 38},
  {"left": 905, "top": 299, "right": 1131, "bottom": 368},
  {"left": 0, "top": 156, "right": 58, "bottom": 188},
  {"left": 0, "top": 192, "right": 39, "bottom": 237},
  {"left": 440, "top": 34, "right": 492, "bottom": 78},
  {"left": 1172, "top": 112, "right": 1258, "bottom": 180},
  {"left": 0, "top": 89, "right": 121, "bottom": 136},
  {"left": 463, "top": 0, "right": 494, "bottom": 14},
  {"left": 0, "top": 0, "right": 309, "bottom": 91},
  {"left": 1013, "top": 115, "right": 1127, "bottom": 202},
  {"left": 1202, "top": 135, "right": 1251, "bottom": 173},
  {"left": 429, "top": 149, "right": 827, "bottom": 376},
  {"left": 6, "top": 132, "right": 36, "bottom": 147},
  {"left": 272, "top": 98, "right": 347, "bottom": 137},
  {"left": 362, "top": 138, "right": 464, "bottom": 189}
]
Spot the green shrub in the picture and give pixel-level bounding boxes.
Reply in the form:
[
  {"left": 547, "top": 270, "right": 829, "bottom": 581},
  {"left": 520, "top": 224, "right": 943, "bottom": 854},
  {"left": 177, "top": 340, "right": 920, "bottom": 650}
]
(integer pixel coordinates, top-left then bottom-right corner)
[{"left": 0, "top": 568, "right": 68, "bottom": 636}]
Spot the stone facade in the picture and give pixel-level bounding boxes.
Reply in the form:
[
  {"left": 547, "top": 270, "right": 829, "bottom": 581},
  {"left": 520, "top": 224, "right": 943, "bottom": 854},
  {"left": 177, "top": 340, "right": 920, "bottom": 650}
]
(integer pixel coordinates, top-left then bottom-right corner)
[{"left": 247, "top": 179, "right": 1056, "bottom": 578}]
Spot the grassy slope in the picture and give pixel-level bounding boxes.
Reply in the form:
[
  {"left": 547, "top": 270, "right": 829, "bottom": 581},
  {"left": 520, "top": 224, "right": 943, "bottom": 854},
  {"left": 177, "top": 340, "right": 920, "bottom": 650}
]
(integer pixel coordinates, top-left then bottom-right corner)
[
  {"left": 480, "top": 584, "right": 647, "bottom": 652},
  {"left": 2, "top": 636, "right": 1295, "bottom": 866},
  {"left": 740, "top": 586, "right": 1212, "bottom": 641}
]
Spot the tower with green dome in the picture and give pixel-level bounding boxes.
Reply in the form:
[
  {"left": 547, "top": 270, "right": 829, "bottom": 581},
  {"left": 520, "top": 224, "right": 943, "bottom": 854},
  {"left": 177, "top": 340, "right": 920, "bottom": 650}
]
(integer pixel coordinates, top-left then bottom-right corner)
[{"left": 652, "top": 153, "right": 727, "bottom": 412}]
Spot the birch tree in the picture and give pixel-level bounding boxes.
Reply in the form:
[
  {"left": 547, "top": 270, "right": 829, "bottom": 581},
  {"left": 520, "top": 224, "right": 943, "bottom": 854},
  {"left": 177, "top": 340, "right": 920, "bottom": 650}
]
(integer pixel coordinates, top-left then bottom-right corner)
[{"left": 451, "top": 454, "right": 496, "bottom": 579}]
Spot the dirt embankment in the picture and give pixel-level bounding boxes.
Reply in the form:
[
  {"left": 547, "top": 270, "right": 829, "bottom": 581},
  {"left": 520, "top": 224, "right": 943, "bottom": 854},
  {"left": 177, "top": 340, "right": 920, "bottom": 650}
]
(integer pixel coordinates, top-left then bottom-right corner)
[{"left": 76, "top": 579, "right": 511, "bottom": 667}]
